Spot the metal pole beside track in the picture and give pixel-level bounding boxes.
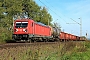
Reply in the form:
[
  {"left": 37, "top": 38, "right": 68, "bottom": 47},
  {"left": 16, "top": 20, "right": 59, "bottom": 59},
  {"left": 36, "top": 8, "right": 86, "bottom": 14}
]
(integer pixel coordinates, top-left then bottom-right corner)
[
  {"left": 79, "top": 18, "right": 82, "bottom": 37},
  {"left": 66, "top": 18, "right": 82, "bottom": 37}
]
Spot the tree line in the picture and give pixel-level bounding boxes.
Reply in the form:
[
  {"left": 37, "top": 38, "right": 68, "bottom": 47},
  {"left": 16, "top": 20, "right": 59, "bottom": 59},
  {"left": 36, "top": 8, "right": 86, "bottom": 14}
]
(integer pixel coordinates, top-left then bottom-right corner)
[{"left": 0, "top": 0, "right": 52, "bottom": 42}]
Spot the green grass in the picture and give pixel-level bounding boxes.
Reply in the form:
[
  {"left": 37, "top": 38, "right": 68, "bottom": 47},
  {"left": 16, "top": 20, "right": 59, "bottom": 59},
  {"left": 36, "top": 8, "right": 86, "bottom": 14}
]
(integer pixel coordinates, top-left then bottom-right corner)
[{"left": 0, "top": 41, "right": 90, "bottom": 60}]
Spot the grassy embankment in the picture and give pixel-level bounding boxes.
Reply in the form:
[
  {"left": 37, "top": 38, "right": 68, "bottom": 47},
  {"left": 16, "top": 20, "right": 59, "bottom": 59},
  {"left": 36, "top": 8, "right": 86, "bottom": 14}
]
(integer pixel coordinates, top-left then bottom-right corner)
[{"left": 0, "top": 41, "right": 90, "bottom": 60}]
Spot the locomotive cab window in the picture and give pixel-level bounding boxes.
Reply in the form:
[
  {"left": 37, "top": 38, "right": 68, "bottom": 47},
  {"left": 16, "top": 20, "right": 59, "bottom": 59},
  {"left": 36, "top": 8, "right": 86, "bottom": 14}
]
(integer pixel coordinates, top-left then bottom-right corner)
[{"left": 15, "top": 22, "right": 28, "bottom": 28}]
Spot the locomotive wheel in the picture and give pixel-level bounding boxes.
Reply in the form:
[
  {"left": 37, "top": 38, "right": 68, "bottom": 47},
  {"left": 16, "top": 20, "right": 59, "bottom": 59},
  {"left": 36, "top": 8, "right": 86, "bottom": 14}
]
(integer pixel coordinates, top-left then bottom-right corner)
[{"left": 26, "top": 38, "right": 33, "bottom": 43}]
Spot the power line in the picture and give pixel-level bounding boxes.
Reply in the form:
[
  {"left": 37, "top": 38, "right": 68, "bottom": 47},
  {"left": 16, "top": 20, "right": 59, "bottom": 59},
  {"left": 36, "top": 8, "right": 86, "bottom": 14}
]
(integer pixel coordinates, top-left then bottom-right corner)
[
  {"left": 45, "top": 0, "right": 79, "bottom": 24},
  {"left": 38, "top": 0, "right": 67, "bottom": 23},
  {"left": 45, "top": 0, "right": 81, "bottom": 25},
  {"left": 45, "top": 0, "right": 64, "bottom": 17}
]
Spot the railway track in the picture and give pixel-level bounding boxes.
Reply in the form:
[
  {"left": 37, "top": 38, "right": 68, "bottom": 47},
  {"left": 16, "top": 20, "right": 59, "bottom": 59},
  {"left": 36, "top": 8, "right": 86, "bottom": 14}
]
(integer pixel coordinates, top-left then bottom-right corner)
[
  {"left": 0, "top": 40, "right": 85, "bottom": 50},
  {"left": 0, "top": 42, "right": 59, "bottom": 49}
]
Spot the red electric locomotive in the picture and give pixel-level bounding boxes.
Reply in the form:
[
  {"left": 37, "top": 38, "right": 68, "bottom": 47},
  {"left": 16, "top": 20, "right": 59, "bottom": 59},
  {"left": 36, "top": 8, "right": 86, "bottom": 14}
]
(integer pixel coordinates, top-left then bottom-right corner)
[{"left": 12, "top": 18, "right": 52, "bottom": 42}]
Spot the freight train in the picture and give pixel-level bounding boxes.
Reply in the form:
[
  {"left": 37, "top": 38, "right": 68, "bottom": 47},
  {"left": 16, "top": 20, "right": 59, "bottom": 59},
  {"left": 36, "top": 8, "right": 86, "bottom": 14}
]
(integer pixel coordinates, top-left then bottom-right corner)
[{"left": 12, "top": 18, "right": 86, "bottom": 42}]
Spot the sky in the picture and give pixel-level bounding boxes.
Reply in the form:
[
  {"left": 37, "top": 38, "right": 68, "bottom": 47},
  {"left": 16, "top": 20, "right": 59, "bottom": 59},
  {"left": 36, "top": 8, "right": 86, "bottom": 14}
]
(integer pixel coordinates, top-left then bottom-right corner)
[{"left": 35, "top": 0, "right": 90, "bottom": 38}]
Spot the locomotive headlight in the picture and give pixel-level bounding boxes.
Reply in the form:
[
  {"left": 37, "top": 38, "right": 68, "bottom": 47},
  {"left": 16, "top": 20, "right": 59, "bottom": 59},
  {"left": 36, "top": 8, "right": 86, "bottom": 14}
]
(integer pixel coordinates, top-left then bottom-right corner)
[
  {"left": 23, "top": 29, "right": 27, "bottom": 32},
  {"left": 25, "top": 29, "right": 27, "bottom": 32},
  {"left": 23, "top": 29, "right": 25, "bottom": 31}
]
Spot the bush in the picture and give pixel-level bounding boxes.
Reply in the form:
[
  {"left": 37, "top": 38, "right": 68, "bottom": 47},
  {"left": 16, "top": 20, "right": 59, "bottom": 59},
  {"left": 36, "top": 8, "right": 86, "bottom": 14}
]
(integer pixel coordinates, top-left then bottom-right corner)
[{"left": 0, "top": 27, "right": 12, "bottom": 43}]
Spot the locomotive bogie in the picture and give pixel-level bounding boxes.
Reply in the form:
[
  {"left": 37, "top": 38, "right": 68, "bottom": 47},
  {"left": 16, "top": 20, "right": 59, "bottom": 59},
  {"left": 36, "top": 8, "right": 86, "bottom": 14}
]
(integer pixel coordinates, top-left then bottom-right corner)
[{"left": 12, "top": 34, "right": 29, "bottom": 41}]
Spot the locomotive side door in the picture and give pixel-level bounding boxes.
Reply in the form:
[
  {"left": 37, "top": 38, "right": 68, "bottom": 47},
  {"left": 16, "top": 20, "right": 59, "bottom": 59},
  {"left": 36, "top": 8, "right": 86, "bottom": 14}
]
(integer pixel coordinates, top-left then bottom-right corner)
[
  {"left": 29, "top": 21, "right": 34, "bottom": 36},
  {"left": 32, "top": 22, "right": 35, "bottom": 35}
]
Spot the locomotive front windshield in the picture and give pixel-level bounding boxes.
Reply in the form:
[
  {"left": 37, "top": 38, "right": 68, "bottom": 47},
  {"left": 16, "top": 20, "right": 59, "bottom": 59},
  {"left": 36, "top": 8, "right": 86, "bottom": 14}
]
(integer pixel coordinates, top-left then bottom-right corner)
[{"left": 15, "top": 22, "right": 28, "bottom": 28}]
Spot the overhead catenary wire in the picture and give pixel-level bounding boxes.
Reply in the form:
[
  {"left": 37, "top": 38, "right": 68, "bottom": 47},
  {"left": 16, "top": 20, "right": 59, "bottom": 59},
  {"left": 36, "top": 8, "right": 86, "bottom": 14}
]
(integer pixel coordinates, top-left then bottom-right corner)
[
  {"left": 45, "top": 0, "right": 67, "bottom": 21},
  {"left": 44, "top": 0, "right": 81, "bottom": 24},
  {"left": 38, "top": 0, "right": 67, "bottom": 23}
]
